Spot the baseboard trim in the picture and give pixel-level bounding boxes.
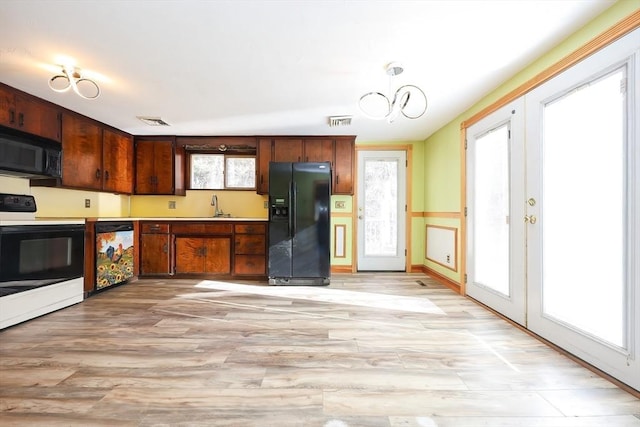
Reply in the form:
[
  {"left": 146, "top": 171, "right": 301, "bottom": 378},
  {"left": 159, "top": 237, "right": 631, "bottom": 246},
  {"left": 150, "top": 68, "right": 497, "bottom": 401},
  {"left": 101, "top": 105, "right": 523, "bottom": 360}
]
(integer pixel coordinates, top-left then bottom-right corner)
[
  {"left": 331, "top": 265, "right": 353, "bottom": 274},
  {"left": 412, "top": 265, "right": 461, "bottom": 294}
]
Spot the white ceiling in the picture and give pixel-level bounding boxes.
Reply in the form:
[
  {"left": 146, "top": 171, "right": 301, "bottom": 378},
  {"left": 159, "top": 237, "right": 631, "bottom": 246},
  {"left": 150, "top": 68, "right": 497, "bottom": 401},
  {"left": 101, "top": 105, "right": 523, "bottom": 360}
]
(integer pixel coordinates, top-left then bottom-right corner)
[{"left": 0, "top": 0, "right": 616, "bottom": 143}]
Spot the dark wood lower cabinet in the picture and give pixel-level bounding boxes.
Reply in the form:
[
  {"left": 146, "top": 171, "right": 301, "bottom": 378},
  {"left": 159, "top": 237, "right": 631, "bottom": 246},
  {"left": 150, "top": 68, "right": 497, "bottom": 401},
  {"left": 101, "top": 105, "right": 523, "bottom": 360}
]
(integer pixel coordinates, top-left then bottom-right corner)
[
  {"left": 175, "top": 237, "right": 231, "bottom": 274},
  {"left": 234, "top": 223, "right": 266, "bottom": 276},
  {"left": 139, "top": 220, "right": 267, "bottom": 279},
  {"left": 140, "top": 234, "right": 171, "bottom": 275}
]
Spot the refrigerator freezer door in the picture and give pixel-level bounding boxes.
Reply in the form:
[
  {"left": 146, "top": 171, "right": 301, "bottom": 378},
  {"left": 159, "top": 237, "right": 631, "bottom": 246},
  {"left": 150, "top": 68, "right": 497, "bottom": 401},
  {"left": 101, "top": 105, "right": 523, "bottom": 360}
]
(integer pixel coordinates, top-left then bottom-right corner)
[
  {"left": 291, "top": 162, "right": 331, "bottom": 280},
  {"left": 268, "top": 162, "right": 293, "bottom": 278}
]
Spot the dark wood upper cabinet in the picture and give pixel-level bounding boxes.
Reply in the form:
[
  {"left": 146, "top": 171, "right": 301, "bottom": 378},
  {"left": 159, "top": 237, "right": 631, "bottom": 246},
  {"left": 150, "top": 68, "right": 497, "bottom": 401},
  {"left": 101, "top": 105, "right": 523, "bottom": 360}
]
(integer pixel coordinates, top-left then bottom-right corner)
[
  {"left": 59, "top": 113, "right": 134, "bottom": 193},
  {"left": 134, "top": 137, "right": 185, "bottom": 195},
  {"left": 0, "top": 83, "right": 62, "bottom": 142},
  {"left": 256, "top": 136, "right": 355, "bottom": 195},
  {"left": 273, "top": 138, "right": 303, "bottom": 162},
  {"left": 257, "top": 138, "right": 272, "bottom": 195},
  {"left": 333, "top": 137, "right": 355, "bottom": 195},
  {"left": 61, "top": 113, "right": 103, "bottom": 190},
  {"left": 102, "top": 128, "right": 134, "bottom": 194},
  {"left": 304, "top": 138, "right": 333, "bottom": 163}
]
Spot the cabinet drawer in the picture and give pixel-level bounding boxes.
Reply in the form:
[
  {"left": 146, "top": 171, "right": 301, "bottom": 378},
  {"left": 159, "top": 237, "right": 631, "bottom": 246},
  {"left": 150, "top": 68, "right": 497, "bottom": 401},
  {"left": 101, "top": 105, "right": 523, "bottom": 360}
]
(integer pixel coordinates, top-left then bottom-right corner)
[
  {"left": 235, "top": 234, "right": 266, "bottom": 255},
  {"left": 234, "top": 223, "right": 266, "bottom": 234},
  {"left": 234, "top": 255, "right": 266, "bottom": 275},
  {"left": 172, "top": 223, "right": 233, "bottom": 234},
  {"left": 141, "top": 223, "right": 170, "bottom": 234}
]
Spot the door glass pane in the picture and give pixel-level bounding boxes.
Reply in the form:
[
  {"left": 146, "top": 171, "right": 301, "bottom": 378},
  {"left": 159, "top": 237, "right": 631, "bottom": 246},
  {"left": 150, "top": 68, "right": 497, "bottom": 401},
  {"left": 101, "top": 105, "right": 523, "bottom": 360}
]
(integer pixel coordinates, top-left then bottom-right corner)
[
  {"left": 473, "top": 125, "right": 510, "bottom": 296},
  {"left": 364, "top": 159, "right": 398, "bottom": 256},
  {"left": 542, "top": 68, "right": 625, "bottom": 348}
]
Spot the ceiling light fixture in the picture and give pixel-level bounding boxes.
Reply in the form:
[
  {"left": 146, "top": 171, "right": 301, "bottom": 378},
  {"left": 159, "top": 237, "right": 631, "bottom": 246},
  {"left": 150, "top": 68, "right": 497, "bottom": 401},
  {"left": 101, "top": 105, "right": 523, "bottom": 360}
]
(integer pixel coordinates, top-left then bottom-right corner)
[
  {"left": 48, "top": 65, "right": 100, "bottom": 99},
  {"left": 359, "top": 62, "right": 427, "bottom": 123}
]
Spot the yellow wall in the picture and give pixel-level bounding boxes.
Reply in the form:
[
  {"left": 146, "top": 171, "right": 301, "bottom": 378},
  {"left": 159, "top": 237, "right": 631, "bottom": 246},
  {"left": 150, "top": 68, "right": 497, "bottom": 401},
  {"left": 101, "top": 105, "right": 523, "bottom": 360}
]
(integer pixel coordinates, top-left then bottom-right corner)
[
  {"left": 130, "top": 190, "right": 268, "bottom": 218},
  {"left": 422, "top": 1, "right": 639, "bottom": 285},
  {"left": 0, "top": 176, "right": 128, "bottom": 218}
]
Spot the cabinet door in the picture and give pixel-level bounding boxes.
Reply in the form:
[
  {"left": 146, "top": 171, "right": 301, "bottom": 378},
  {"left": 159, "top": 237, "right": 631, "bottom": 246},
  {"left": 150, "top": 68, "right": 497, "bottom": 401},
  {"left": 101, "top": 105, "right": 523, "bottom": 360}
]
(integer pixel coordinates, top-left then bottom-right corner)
[
  {"left": 304, "top": 138, "right": 333, "bottom": 163},
  {"left": 0, "top": 85, "right": 16, "bottom": 128},
  {"left": 203, "top": 237, "right": 231, "bottom": 274},
  {"left": 235, "top": 234, "right": 266, "bottom": 254},
  {"left": 257, "top": 138, "right": 272, "bottom": 194},
  {"left": 15, "top": 94, "right": 61, "bottom": 142},
  {"left": 134, "top": 140, "right": 156, "bottom": 194},
  {"left": 333, "top": 137, "right": 354, "bottom": 195},
  {"left": 273, "top": 138, "right": 303, "bottom": 162},
  {"left": 0, "top": 85, "right": 61, "bottom": 142},
  {"left": 153, "top": 140, "right": 176, "bottom": 194},
  {"left": 61, "top": 114, "right": 103, "bottom": 190},
  {"left": 175, "top": 236, "right": 231, "bottom": 274},
  {"left": 103, "top": 129, "right": 134, "bottom": 194},
  {"left": 234, "top": 255, "right": 266, "bottom": 275},
  {"left": 175, "top": 237, "right": 204, "bottom": 273},
  {"left": 135, "top": 139, "right": 176, "bottom": 195},
  {"left": 140, "top": 234, "right": 171, "bottom": 275}
]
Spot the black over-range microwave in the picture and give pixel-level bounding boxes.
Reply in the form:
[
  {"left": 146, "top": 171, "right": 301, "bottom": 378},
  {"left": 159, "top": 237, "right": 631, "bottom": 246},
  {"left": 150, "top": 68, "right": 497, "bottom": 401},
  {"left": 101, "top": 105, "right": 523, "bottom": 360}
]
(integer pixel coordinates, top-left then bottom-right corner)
[{"left": 0, "top": 130, "right": 62, "bottom": 179}]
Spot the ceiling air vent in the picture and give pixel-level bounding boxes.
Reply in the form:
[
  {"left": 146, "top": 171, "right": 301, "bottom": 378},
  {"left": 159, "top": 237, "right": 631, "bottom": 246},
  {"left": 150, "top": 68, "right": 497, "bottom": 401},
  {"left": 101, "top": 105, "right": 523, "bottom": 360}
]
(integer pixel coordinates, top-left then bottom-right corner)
[
  {"left": 328, "top": 115, "right": 352, "bottom": 127},
  {"left": 136, "top": 116, "right": 170, "bottom": 126}
]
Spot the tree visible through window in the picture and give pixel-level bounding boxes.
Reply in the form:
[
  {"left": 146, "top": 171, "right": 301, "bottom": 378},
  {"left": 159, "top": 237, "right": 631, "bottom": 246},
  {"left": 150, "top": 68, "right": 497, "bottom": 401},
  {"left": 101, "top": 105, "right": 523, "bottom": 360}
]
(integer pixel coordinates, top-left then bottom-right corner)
[{"left": 190, "top": 154, "right": 255, "bottom": 190}]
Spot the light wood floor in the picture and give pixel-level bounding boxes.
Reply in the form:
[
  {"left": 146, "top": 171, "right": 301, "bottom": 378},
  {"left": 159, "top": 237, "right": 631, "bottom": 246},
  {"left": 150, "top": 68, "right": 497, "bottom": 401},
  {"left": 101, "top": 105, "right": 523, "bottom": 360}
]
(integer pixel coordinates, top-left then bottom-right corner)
[{"left": 1, "top": 273, "right": 639, "bottom": 426}]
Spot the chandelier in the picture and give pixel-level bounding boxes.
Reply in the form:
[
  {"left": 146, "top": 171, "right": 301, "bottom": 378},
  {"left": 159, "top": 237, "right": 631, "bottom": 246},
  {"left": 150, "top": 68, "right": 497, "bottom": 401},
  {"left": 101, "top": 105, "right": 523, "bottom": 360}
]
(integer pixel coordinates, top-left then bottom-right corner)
[
  {"left": 359, "top": 62, "right": 427, "bottom": 122},
  {"left": 48, "top": 65, "right": 100, "bottom": 99}
]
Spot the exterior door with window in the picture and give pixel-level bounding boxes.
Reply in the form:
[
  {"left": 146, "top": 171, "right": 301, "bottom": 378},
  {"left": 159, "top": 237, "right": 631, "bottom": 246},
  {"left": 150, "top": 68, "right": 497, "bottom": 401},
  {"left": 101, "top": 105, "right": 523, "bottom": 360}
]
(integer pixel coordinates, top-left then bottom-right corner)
[
  {"left": 525, "top": 34, "right": 639, "bottom": 389},
  {"left": 466, "top": 29, "right": 639, "bottom": 390},
  {"left": 356, "top": 150, "right": 407, "bottom": 271},
  {"left": 466, "top": 99, "right": 526, "bottom": 326}
]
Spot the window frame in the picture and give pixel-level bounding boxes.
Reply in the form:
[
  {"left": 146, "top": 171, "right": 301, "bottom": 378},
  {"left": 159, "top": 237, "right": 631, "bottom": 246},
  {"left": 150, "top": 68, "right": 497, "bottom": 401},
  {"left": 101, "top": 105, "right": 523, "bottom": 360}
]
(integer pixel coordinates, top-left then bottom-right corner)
[{"left": 187, "top": 152, "right": 256, "bottom": 191}]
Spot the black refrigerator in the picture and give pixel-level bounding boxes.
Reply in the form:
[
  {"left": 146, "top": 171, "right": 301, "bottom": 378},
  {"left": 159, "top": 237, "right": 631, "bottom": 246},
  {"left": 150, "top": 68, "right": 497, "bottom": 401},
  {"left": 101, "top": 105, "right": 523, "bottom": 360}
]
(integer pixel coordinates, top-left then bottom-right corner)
[{"left": 268, "top": 162, "right": 331, "bottom": 285}]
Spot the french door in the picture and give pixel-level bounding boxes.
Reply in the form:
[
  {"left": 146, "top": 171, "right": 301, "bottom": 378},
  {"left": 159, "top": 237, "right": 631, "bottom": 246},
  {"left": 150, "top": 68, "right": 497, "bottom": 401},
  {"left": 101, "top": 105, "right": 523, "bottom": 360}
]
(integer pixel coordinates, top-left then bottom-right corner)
[
  {"left": 466, "top": 29, "right": 639, "bottom": 390},
  {"left": 356, "top": 150, "right": 407, "bottom": 271},
  {"left": 466, "top": 99, "right": 526, "bottom": 326}
]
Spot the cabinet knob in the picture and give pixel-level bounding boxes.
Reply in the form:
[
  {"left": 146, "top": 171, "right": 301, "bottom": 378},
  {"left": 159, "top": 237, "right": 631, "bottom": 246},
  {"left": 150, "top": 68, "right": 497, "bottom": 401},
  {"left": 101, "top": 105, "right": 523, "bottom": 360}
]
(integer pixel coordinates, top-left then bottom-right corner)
[
  {"left": 162, "top": 243, "right": 168, "bottom": 253},
  {"left": 9, "top": 110, "right": 15, "bottom": 124},
  {"left": 18, "top": 113, "right": 24, "bottom": 127},
  {"left": 95, "top": 169, "right": 101, "bottom": 179},
  {"left": 104, "top": 170, "right": 109, "bottom": 181}
]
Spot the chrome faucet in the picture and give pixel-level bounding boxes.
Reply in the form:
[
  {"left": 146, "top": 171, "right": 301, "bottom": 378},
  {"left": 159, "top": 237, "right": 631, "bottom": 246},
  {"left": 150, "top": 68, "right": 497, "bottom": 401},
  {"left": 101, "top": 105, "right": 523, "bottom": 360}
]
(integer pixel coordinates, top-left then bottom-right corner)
[{"left": 211, "top": 194, "right": 222, "bottom": 217}]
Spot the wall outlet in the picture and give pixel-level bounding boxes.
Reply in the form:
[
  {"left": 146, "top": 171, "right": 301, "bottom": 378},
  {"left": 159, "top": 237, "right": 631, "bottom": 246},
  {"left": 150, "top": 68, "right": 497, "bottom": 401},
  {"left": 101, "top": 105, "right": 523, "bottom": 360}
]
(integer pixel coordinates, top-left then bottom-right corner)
[
  {"left": 168, "top": 201, "right": 176, "bottom": 209},
  {"left": 335, "top": 201, "right": 346, "bottom": 209},
  {"left": 264, "top": 201, "right": 268, "bottom": 209},
  {"left": 84, "top": 199, "right": 90, "bottom": 208}
]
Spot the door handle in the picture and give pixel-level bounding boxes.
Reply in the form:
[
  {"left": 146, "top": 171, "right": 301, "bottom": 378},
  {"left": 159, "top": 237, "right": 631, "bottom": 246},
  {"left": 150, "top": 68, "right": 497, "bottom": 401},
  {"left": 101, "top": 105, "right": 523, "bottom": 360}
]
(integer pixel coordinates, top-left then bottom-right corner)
[{"left": 524, "top": 215, "right": 537, "bottom": 224}]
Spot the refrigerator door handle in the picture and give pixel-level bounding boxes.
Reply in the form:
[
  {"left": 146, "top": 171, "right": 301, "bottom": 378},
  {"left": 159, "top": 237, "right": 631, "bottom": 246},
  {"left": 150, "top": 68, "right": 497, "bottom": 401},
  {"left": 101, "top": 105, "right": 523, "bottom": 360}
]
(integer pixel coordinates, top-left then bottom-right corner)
[
  {"left": 287, "top": 180, "right": 293, "bottom": 238},
  {"left": 291, "top": 181, "right": 297, "bottom": 238}
]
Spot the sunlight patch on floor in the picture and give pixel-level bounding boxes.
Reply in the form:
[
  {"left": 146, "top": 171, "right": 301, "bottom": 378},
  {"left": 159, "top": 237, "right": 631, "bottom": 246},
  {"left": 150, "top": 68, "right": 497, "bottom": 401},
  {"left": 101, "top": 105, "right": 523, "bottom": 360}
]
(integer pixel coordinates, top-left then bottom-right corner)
[{"left": 193, "top": 281, "right": 446, "bottom": 315}]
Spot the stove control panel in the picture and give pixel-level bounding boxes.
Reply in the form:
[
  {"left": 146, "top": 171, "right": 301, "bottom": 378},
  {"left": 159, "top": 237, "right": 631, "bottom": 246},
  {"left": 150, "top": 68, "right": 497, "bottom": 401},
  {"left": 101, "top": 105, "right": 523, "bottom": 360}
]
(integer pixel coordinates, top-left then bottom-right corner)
[{"left": 0, "top": 193, "right": 37, "bottom": 213}]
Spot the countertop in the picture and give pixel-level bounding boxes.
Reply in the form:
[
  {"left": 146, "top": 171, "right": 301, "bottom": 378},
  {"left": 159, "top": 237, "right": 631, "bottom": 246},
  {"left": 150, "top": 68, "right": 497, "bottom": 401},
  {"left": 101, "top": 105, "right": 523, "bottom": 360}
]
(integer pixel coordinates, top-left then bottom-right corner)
[
  {"left": 1, "top": 217, "right": 268, "bottom": 226},
  {"left": 0, "top": 218, "right": 86, "bottom": 226},
  {"left": 99, "top": 217, "right": 268, "bottom": 222}
]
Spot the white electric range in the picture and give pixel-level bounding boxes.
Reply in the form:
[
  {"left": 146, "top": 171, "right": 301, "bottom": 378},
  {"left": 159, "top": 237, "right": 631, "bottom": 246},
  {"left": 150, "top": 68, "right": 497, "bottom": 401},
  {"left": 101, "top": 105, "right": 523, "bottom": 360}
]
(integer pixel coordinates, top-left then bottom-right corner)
[{"left": 0, "top": 193, "right": 85, "bottom": 329}]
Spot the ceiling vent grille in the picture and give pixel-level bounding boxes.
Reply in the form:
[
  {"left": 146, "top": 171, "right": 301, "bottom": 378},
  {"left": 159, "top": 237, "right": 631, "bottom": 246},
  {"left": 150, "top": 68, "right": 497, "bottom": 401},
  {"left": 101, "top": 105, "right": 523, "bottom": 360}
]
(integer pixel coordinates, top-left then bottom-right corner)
[
  {"left": 137, "top": 116, "right": 170, "bottom": 126},
  {"left": 328, "top": 115, "right": 352, "bottom": 127}
]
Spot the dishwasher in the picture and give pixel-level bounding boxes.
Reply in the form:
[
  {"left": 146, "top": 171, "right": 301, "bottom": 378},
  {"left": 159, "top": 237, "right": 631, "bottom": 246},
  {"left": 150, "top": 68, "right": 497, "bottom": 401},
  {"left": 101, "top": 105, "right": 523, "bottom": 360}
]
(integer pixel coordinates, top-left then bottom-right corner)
[{"left": 95, "top": 221, "right": 134, "bottom": 291}]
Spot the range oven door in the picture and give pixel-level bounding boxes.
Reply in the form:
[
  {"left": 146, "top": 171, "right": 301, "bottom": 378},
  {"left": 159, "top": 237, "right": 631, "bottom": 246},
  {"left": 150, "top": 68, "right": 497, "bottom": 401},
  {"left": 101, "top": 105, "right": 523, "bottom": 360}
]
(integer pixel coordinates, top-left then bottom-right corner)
[{"left": 0, "top": 224, "right": 85, "bottom": 296}]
